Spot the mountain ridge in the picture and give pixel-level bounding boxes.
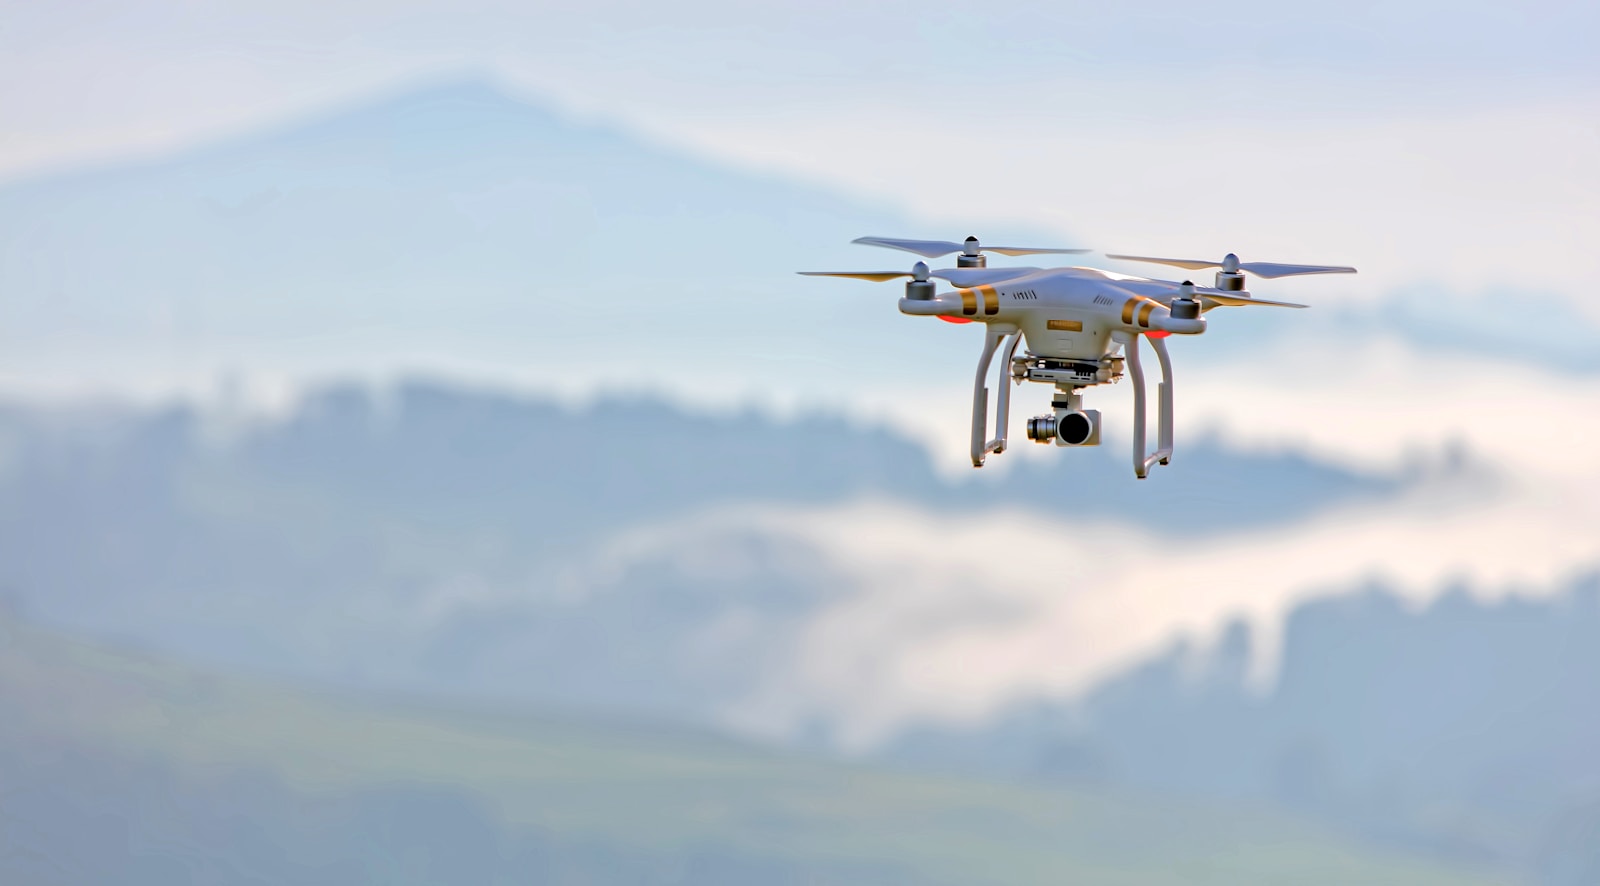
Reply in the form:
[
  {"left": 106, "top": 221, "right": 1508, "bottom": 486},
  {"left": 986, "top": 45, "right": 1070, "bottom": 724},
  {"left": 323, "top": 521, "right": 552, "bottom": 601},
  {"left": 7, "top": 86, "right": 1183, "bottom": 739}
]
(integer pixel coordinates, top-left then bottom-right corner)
[{"left": 0, "top": 379, "right": 1409, "bottom": 729}]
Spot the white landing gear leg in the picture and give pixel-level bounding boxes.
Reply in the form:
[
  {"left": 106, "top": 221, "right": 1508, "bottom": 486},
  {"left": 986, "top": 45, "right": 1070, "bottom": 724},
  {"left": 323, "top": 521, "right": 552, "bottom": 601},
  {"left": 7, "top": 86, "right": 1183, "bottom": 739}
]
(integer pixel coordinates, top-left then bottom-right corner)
[
  {"left": 1121, "top": 332, "right": 1175, "bottom": 479},
  {"left": 970, "top": 325, "right": 1021, "bottom": 467}
]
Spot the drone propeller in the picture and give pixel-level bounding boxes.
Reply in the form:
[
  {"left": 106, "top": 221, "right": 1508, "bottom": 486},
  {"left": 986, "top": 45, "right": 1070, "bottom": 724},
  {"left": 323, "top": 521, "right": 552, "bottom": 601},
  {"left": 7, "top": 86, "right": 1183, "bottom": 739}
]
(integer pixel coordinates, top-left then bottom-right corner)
[
  {"left": 799, "top": 262, "right": 1044, "bottom": 287},
  {"left": 1107, "top": 251, "right": 1356, "bottom": 279},
  {"left": 799, "top": 260, "right": 938, "bottom": 283},
  {"left": 1201, "top": 292, "right": 1307, "bottom": 309},
  {"left": 798, "top": 271, "right": 916, "bottom": 282},
  {"left": 799, "top": 261, "right": 949, "bottom": 300},
  {"left": 856, "top": 235, "right": 1088, "bottom": 267},
  {"left": 1156, "top": 279, "right": 1307, "bottom": 311}
]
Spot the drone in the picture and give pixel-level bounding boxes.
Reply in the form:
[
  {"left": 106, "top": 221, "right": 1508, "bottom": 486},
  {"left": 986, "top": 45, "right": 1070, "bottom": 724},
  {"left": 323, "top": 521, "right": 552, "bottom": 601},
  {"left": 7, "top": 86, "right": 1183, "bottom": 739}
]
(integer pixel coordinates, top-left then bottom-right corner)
[{"left": 802, "top": 236, "right": 1355, "bottom": 478}]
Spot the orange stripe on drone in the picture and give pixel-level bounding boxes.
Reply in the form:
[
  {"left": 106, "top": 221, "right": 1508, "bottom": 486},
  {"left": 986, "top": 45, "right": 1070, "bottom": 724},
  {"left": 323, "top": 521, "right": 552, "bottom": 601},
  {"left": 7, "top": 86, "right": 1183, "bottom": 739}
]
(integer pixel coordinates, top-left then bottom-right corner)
[
  {"left": 979, "top": 285, "right": 1000, "bottom": 315},
  {"left": 1122, "top": 296, "right": 1161, "bottom": 327}
]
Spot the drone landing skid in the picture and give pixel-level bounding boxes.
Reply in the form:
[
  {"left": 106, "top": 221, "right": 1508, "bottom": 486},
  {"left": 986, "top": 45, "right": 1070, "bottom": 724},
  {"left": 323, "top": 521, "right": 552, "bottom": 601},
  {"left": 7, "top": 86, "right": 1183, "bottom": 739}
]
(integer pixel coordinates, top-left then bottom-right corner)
[
  {"left": 971, "top": 325, "right": 1022, "bottom": 466},
  {"left": 968, "top": 327, "right": 1175, "bottom": 479},
  {"left": 1122, "top": 331, "right": 1174, "bottom": 479}
]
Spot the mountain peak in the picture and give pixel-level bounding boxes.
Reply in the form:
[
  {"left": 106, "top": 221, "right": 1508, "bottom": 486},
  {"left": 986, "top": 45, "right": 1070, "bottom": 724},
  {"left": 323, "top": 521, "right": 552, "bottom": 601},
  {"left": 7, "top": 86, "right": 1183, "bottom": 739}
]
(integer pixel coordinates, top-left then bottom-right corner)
[
  {"left": 250, "top": 73, "right": 578, "bottom": 152},
  {"left": 345, "top": 74, "right": 548, "bottom": 119}
]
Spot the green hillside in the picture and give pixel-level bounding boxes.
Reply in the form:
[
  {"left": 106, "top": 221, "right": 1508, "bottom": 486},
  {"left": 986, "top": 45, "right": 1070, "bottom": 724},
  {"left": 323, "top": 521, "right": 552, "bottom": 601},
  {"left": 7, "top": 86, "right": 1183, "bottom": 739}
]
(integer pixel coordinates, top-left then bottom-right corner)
[{"left": 0, "top": 613, "right": 1505, "bottom": 885}]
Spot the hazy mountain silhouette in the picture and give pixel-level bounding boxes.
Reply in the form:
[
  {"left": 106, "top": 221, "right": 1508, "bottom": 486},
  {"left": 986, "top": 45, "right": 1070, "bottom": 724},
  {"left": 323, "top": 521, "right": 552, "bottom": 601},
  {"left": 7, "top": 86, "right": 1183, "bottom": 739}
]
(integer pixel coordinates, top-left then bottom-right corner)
[
  {"left": 883, "top": 577, "right": 1600, "bottom": 881},
  {"left": 0, "top": 77, "right": 1058, "bottom": 392},
  {"left": 3, "top": 75, "right": 1577, "bottom": 400}
]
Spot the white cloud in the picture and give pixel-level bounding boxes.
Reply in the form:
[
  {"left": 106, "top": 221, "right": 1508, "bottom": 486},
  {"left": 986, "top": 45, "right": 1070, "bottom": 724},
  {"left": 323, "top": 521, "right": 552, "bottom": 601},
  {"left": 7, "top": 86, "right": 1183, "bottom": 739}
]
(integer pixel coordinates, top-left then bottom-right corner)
[
  {"left": 652, "top": 471, "right": 1597, "bottom": 750},
  {"left": 585, "top": 328, "right": 1600, "bottom": 750},
  {"left": 1177, "top": 330, "right": 1600, "bottom": 481}
]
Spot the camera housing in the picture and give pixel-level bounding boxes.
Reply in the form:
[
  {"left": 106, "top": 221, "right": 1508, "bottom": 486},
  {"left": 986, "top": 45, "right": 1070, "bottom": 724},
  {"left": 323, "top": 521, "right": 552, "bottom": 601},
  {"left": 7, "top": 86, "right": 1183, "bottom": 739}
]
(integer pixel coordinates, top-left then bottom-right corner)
[
  {"left": 1025, "top": 408, "right": 1101, "bottom": 446},
  {"left": 1054, "top": 408, "right": 1101, "bottom": 446}
]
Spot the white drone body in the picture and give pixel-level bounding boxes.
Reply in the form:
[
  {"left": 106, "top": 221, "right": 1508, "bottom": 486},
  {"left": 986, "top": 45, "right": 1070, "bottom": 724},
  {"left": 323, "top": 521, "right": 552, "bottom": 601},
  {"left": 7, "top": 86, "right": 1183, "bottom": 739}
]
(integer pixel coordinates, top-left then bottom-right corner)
[{"left": 803, "top": 236, "right": 1355, "bottom": 478}]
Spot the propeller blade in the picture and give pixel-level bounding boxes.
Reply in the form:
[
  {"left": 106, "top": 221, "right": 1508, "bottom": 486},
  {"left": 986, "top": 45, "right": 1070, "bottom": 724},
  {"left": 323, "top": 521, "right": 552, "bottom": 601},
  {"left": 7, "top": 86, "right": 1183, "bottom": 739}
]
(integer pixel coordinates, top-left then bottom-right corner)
[
  {"left": 1109, "top": 254, "right": 1357, "bottom": 278},
  {"left": 1237, "top": 262, "right": 1357, "bottom": 279},
  {"left": 797, "top": 271, "right": 910, "bottom": 282},
  {"left": 1201, "top": 293, "right": 1308, "bottom": 309},
  {"left": 852, "top": 237, "right": 966, "bottom": 258},
  {"left": 853, "top": 237, "right": 1088, "bottom": 258},
  {"left": 1106, "top": 254, "right": 1220, "bottom": 271},
  {"left": 801, "top": 268, "right": 1044, "bottom": 287}
]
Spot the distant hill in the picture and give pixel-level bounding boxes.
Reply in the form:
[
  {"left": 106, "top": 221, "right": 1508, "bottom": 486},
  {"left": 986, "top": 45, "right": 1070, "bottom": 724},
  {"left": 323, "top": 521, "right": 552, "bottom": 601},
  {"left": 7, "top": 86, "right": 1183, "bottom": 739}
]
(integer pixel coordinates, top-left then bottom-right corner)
[
  {"left": 0, "top": 382, "right": 1399, "bottom": 718},
  {"left": 882, "top": 578, "right": 1600, "bottom": 883},
  {"left": 0, "top": 77, "right": 1046, "bottom": 396},
  {"left": 0, "top": 609, "right": 1500, "bottom": 886}
]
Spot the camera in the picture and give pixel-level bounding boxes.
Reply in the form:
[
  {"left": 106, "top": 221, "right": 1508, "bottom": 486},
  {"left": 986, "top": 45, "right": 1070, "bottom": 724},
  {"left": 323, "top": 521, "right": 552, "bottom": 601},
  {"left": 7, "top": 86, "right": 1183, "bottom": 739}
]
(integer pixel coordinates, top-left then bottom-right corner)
[{"left": 1026, "top": 409, "right": 1101, "bottom": 446}]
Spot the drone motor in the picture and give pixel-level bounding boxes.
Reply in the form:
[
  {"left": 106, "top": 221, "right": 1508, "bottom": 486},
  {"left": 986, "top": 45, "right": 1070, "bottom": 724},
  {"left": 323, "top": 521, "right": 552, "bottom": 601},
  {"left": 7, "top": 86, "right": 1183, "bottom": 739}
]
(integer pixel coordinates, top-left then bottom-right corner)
[
  {"left": 956, "top": 236, "right": 987, "bottom": 269},
  {"left": 1171, "top": 281, "right": 1202, "bottom": 319},
  {"left": 905, "top": 261, "right": 936, "bottom": 300},
  {"left": 1215, "top": 255, "right": 1246, "bottom": 291}
]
